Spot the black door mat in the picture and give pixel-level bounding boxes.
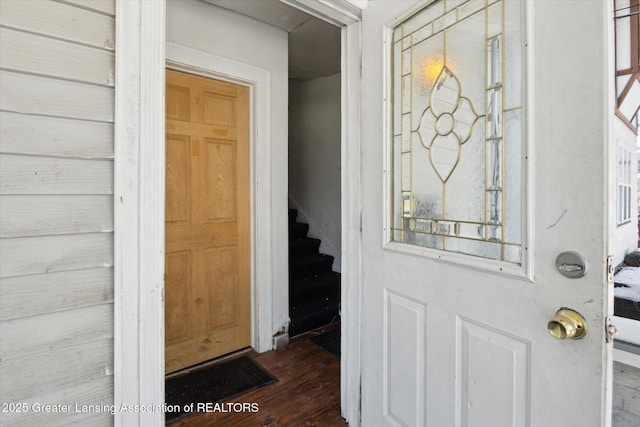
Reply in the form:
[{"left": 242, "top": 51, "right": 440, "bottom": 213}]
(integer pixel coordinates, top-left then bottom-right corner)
[
  {"left": 165, "top": 355, "right": 277, "bottom": 423},
  {"left": 310, "top": 328, "right": 341, "bottom": 357}
]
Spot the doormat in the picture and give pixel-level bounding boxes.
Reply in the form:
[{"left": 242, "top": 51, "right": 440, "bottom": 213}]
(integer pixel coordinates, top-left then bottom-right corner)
[
  {"left": 165, "top": 355, "right": 277, "bottom": 423},
  {"left": 310, "top": 328, "right": 340, "bottom": 357}
]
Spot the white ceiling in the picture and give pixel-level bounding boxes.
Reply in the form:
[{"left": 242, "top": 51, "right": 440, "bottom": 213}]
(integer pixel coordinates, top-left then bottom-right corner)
[{"left": 202, "top": 0, "right": 341, "bottom": 81}]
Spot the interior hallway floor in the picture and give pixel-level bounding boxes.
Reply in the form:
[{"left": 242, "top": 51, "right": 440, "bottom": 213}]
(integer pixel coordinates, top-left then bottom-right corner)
[{"left": 168, "top": 323, "right": 346, "bottom": 427}]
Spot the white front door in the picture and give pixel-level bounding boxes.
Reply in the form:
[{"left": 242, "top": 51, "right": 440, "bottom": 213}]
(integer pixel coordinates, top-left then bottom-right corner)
[{"left": 359, "top": 1, "right": 613, "bottom": 426}]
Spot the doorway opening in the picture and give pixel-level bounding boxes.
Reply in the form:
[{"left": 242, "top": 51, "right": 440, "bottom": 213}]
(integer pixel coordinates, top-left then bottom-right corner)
[
  {"left": 287, "top": 14, "right": 343, "bottom": 338},
  {"left": 162, "top": 0, "right": 345, "bottom": 424}
]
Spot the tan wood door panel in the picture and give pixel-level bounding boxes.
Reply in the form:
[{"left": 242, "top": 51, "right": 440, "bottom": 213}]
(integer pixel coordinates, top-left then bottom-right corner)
[{"left": 165, "top": 69, "right": 250, "bottom": 374}]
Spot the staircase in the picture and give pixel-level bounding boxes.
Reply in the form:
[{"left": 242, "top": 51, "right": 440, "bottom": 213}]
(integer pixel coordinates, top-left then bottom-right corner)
[{"left": 288, "top": 209, "right": 341, "bottom": 336}]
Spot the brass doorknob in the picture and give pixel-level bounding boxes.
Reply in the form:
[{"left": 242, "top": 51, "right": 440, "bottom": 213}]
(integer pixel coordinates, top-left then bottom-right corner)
[{"left": 547, "top": 308, "right": 587, "bottom": 339}]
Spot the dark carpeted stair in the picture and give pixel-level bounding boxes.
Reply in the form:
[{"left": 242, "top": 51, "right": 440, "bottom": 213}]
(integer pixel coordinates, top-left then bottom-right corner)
[{"left": 289, "top": 209, "right": 340, "bottom": 336}]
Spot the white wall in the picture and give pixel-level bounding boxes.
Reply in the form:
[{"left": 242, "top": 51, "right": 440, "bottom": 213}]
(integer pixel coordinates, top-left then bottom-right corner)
[
  {"left": 166, "top": 0, "right": 290, "bottom": 336},
  {"left": 613, "top": 117, "right": 639, "bottom": 267},
  {"left": 289, "top": 74, "right": 342, "bottom": 271},
  {"left": 0, "top": 1, "right": 115, "bottom": 425}
]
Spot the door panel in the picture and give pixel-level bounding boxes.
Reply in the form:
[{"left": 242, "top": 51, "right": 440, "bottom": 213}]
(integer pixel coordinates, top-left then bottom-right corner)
[
  {"left": 203, "top": 139, "right": 237, "bottom": 221},
  {"left": 165, "top": 69, "right": 250, "bottom": 374},
  {"left": 165, "top": 134, "right": 191, "bottom": 225},
  {"left": 457, "top": 318, "right": 529, "bottom": 426},
  {"left": 360, "top": 1, "right": 612, "bottom": 426}
]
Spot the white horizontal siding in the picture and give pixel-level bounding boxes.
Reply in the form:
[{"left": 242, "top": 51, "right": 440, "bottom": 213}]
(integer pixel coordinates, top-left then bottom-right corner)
[
  {"left": 0, "top": 195, "right": 113, "bottom": 237},
  {"left": 57, "top": 0, "right": 116, "bottom": 16},
  {"left": 0, "top": 71, "right": 114, "bottom": 122},
  {"left": 0, "top": 376, "right": 113, "bottom": 427},
  {"left": 0, "top": 0, "right": 116, "bottom": 425},
  {"left": 0, "top": 27, "right": 115, "bottom": 86},
  {"left": 0, "top": 155, "right": 113, "bottom": 195},
  {"left": 0, "top": 0, "right": 115, "bottom": 50},
  {"left": 0, "top": 304, "right": 113, "bottom": 361},
  {"left": 0, "top": 338, "right": 113, "bottom": 403},
  {"left": 0, "top": 268, "right": 113, "bottom": 322},
  {"left": 0, "top": 233, "right": 114, "bottom": 279},
  {"left": 0, "top": 112, "right": 113, "bottom": 159}
]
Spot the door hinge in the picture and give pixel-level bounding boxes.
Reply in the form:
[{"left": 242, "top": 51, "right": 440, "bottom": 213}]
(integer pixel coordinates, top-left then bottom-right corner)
[
  {"left": 605, "top": 316, "right": 619, "bottom": 343},
  {"left": 606, "top": 254, "right": 614, "bottom": 285}
]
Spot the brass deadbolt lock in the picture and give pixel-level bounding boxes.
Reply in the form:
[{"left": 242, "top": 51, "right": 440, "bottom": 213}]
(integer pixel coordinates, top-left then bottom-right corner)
[{"left": 547, "top": 308, "right": 587, "bottom": 340}]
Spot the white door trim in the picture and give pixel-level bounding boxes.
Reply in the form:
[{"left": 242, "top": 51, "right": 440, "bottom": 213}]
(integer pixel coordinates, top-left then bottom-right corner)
[
  {"left": 341, "top": 22, "right": 363, "bottom": 427},
  {"left": 114, "top": 1, "right": 166, "bottom": 425},
  {"left": 165, "top": 41, "right": 274, "bottom": 355},
  {"left": 114, "top": 2, "right": 363, "bottom": 426}
]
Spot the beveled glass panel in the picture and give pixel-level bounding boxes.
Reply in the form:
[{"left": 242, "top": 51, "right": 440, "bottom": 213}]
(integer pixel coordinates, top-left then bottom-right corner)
[
  {"left": 487, "top": 89, "right": 502, "bottom": 138},
  {"left": 446, "top": 0, "right": 464, "bottom": 12},
  {"left": 412, "top": 143, "right": 444, "bottom": 219},
  {"left": 393, "top": 42, "right": 402, "bottom": 134},
  {"left": 402, "top": 192, "right": 411, "bottom": 216},
  {"left": 487, "top": 225, "right": 502, "bottom": 242},
  {"left": 434, "top": 220, "right": 454, "bottom": 235},
  {"left": 458, "top": 0, "right": 486, "bottom": 22},
  {"left": 446, "top": 120, "right": 485, "bottom": 223},
  {"left": 504, "top": 245, "right": 521, "bottom": 263},
  {"left": 487, "top": 139, "right": 502, "bottom": 190},
  {"left": 402, "top": 75, "right": 412, "bottom": 113},
  {"left": 390, "top": 0, "right": 522, "bottom": 264},
  {"left": 402, "top": 115, "right": 412, "bottom": 151},
  {"left": 393, "top": 136, "right": 403, "bottom": 229},
  {"left": 397, "top": 230, "right": 444, "bottom": 249},
  {"left": 409, "top": 218, "right": 433, "bottom": 233},
  {"left": 430, "top": 133, "right": 460, "bottom": 182},
  {"left": 403, "top": 49, "right": 412, "bottom": 76},
  {"left": 403, "top": 36, "right": 412, "bottom": 50},
  {"left": 411, "top": 31, "right": 444, "bottom": 126},
  {"left": 393, "top": 26, "right": 403, "bottom": 43},
  {"left": 487, "top": 2, "right": 502, "bottom": 38},
  {"left": 446, "top": 237, "right": 501, "bottom": 260},
  {"left": 487, "top": 37, "right": 502, "bottom": 88},
  {"left": 402, "top": 153, "right": 412, "bottom": 191},
  {"left": 457, "top": 222, "right": 485, "bottom": 240},
  {"left": 434, "top": 9, "right": 457, "bottom": 33},
  {"left": 446, "top": 10, "right": 486, "bottom": 112},
  {"left": 487, "top": 191, "right": 502, "bottom": 225},
  {"left": 431, "top": 68, "right": 460, "bottom": 116},
  {"left": 504, "top": 0, "right": 522, "bottom": 109},
  {"left": 503, "top": 109, "right": 522, "bottom": 244},
  {"left": 413, "top": 25, "right": 433, "bottom": 46}
]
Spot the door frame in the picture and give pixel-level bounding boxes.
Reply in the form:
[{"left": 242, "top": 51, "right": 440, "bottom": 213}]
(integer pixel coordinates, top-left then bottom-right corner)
[{"left": 113, "top": 1, "right": 363, "bottom": 426}]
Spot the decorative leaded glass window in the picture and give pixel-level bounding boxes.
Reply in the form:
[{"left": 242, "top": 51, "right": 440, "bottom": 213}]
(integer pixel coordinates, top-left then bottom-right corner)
[{"left": 390, "top": 0, "right": 523, "bottom": 264}]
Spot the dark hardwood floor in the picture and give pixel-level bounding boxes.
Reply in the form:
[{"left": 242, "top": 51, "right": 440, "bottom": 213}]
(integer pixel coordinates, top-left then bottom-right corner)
[{"left": 168, "top": 324, "right": 346, "bottom": 427}]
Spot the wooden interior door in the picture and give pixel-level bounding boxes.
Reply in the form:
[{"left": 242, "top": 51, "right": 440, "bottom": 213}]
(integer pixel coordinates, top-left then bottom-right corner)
[{"left": 164, "top": 69, "right": 250, "bottom": 374}]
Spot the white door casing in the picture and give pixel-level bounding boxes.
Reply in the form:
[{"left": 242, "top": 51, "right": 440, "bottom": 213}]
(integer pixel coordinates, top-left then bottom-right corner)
[{"left": 360, "top": 0, "right": 614, "bottom": 426}]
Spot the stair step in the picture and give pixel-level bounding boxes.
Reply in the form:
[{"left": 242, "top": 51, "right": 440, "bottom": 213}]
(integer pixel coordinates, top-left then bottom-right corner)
[
  {"left": 289, "top": 237, "right": 321, "bottom": 258},
  {"left": 289, "top": 298, "right": 340, "bottom": 337},
  {"left": 290, "top": 254, "right": 334, "bottom": 279},
  {"left": 289, "top": 222, "right": 309, "bottom": 239},
  {"left": 290, "top": 271, "right": 340, "bottom": 306},
  {"left": 286, "top": 209, "right": 340, "bottom": 336},
  {"left": 288, "top": 209, "right": 298, "bottom": 224}
]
